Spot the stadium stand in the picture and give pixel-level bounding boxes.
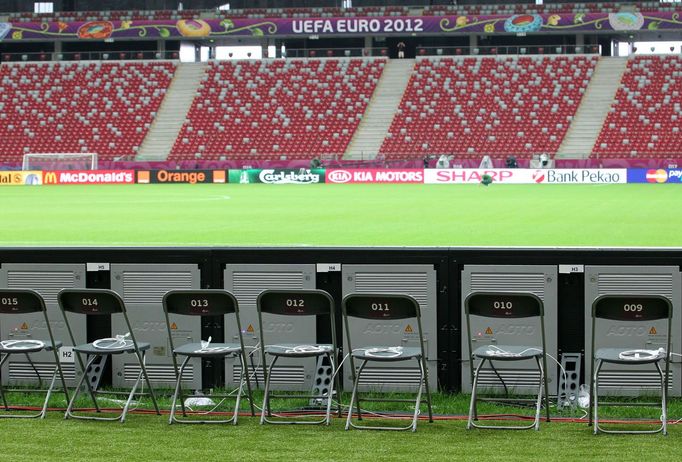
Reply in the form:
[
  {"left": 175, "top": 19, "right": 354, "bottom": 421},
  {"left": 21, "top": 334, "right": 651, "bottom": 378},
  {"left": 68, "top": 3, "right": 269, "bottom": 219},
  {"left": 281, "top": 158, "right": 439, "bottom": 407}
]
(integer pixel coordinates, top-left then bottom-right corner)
[
  {"left": 169, "top": 58, "right": 385, "bottom": 161},
  {"left": 380, "top": 55, "right": 597, "bottom": 161},
  {"left": 593, "top": 55, "right": 682, "bottom": 158},
  {"left": 0, "top": 61, "right": 175, "bottom": 162}
]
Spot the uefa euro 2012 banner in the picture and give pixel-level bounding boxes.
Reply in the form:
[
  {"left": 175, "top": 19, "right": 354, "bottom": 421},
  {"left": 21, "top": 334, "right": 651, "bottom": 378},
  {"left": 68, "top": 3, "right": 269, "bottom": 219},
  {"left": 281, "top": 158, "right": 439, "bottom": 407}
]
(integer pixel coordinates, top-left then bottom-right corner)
[
  {"left": 3, "top": 12, "right": 682, "bottom": 41},
  {"left": 229, "top": 169, "right": 326, "bottom": 184}
]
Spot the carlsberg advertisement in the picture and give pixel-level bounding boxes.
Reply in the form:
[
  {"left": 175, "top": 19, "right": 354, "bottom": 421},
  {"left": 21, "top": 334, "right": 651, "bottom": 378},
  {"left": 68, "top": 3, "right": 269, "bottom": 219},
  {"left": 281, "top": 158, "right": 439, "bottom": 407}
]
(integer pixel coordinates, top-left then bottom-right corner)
[{"left": 228, "top": 169, "right": 326, "bottom": 184}]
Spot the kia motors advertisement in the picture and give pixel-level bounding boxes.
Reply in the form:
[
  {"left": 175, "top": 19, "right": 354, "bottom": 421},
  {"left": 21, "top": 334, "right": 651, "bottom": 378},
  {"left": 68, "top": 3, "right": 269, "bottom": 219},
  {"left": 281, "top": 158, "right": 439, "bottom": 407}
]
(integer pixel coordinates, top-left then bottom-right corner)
[
  {"left": 43, "top": 170, "right": 135, "bottom": 185},
  {"left": 326, "top": 169, "right": 423, "bottom": 184}
]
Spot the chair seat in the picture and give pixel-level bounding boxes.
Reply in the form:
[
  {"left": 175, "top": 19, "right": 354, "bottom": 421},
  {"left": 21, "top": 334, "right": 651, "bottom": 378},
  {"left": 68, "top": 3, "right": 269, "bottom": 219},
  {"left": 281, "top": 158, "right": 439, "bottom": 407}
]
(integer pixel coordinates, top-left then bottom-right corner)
[
  {"left": 264, "top": 343, "right": 333, "bottom": 358},
  {"left": 0, "top": 339, "right": 62, "bottom": 354},
  {"left": 351, "top": 346, "right": 421, "bottom": 361},
  {"left": 174, "top": 342, "right": 242, "bottom": 357},
  {"left": 472, "top": 345, "right": 543, "bottom": 361},
  {"left": 74, "top": 341, "right": 150, "bottom": 355},
  {"left": 595, "top": 347, "right": 666, "bottom": 365}
]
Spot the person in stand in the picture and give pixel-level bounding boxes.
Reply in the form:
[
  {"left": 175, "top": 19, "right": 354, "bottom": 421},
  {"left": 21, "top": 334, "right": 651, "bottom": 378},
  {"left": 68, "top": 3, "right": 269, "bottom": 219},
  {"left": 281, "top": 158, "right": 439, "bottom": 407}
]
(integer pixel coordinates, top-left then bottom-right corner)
[
  {"left": 540, "top": 152, "right": 549, "bottom": 168},
  {"left": 397, "top": 41, "right": 406, "bottom": 59}
]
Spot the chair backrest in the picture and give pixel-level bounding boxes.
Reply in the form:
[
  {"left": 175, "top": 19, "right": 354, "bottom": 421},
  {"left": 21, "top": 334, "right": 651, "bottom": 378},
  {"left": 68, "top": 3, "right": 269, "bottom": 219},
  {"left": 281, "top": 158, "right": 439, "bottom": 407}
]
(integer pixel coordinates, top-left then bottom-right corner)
[
  {"left": 58, "top": 289, "right": 145, "bottom": 355},
  {"left": 0, "top": 289, "right": 46, "bottom": 315},
  {"left": 342, "top": 293, "right": 426, "bottom": 355},
  {"left": 163, "top": 289, "right": 239, "bottom": 316},
  {"left": 256, "top": 289, "right": 336, "bottom": 349},
  {"left": 342, "top": 293, "right": 420, "bottom": 320},
  {"left": 257, "top": 289, "right": 334, "bottom": 317},
  {"left": 592, "top": 295, "right": 672, "bottom": 322},
  {"left": 58, "top": 289, "right": 125, "bottom": 315},
  {"left": 465, "top": 292, "right": 544, "bottom": 319},
  {"left": 464, "top": 292, "right": 547, "bottom": 385}
]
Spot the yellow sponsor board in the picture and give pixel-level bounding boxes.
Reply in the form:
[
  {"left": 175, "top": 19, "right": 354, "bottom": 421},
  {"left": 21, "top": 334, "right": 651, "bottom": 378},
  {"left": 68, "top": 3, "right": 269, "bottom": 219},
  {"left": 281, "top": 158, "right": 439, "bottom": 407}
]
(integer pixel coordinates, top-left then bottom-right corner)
[{"left": 0, "top": 171, "right": 42, "bottom": 186}]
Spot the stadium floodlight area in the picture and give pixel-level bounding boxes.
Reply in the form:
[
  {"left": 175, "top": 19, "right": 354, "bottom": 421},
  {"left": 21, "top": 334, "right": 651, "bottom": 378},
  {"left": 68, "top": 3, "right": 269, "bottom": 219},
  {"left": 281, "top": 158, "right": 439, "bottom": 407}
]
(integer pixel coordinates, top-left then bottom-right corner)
[{"left": 22, "top": 153, "right": 98, "bottom": 171}]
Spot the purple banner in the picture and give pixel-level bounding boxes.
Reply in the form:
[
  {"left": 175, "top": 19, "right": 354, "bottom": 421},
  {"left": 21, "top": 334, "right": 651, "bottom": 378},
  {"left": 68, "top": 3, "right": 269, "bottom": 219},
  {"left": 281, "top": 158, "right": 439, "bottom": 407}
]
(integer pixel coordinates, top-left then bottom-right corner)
[{"left": 2, "top": 12, "right": 682, "bottom": 41}]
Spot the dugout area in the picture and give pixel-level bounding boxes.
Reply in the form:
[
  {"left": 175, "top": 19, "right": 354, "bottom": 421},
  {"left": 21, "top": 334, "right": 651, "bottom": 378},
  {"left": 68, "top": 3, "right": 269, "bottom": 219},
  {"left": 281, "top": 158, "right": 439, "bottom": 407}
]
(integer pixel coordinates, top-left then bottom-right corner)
[{"left": 0, "top": 246, "right": 680, "bottom": 397}]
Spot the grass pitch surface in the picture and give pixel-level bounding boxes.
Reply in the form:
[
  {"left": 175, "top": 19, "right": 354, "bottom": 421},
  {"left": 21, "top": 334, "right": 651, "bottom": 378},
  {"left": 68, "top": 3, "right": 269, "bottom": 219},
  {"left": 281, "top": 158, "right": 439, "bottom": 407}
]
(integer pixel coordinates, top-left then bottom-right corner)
[
  {"left": 0, "top": 183, "right": 679, "bottom": 247},
  {"left": 0, "top": 413, "right": 680, "bottom": 462}
]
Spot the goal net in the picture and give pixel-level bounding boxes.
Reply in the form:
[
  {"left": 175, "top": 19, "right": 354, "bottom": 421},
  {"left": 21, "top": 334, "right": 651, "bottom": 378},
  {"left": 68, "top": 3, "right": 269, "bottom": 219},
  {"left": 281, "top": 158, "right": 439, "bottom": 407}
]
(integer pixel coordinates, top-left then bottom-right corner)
[{"left": 22, "top": 153, "right": 98, "bottom": 171}]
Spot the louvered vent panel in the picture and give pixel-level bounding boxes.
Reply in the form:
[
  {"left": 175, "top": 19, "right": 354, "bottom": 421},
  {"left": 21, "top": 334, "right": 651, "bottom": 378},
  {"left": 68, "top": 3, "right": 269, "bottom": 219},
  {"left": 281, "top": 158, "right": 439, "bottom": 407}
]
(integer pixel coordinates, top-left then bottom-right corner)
[
  {"left": 233, "top": 365, "right": 305, "bottom": 385},
  {"left": 356, "top": 367, "right": 422, "bottom": 387},
  {"left": 598, "top": 371, "right": 674, "bottom": 391},
  {"left": 9, "top": 362, "right": 76, "bottom": 381},
  {"left": 470, "top": 273, "right": 546, "bottom": 301},
  {"left": 477, "top": 369, "right": 542, "bottom": 388},
  {"left": 7, "top": 271, "right": 77, "bottom": 305},
  {"left": 124, "top": 364, "right": 193, "bottom": 383},
  {"left": 122, "top": 272, "right": 194, "bottom": 304},
  {"left": 354, "top": 273, "right": 428, "bottom": 308},
  {"left": 598, "top": 274, "right": 673, "bottom": 299},
  {"left": 232, "top": 272, "right": 305, "bottom": 309}
]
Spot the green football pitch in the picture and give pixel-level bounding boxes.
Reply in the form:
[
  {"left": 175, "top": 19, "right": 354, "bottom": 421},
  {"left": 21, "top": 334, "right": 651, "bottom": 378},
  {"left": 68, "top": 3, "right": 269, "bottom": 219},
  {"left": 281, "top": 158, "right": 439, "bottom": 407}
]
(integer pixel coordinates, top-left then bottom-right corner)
[{"left": 0, "top": 183, "right": 679, "bottom": 247}]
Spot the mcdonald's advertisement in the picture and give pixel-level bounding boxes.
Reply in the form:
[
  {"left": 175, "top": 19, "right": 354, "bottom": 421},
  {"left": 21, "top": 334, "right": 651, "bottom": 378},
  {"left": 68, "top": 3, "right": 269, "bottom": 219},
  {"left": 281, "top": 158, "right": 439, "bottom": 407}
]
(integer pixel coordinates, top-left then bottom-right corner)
[{"left": 42, "top": 170, "right": 135, "bottom": 185}]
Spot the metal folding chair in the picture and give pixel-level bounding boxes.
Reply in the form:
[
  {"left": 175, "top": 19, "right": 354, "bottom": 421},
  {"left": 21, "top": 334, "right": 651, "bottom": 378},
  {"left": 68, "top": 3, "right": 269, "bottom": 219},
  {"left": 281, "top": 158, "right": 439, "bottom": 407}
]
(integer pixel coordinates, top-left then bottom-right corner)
[
  {"left": 589, "top": 294, "right": 672, "bottom": 435},
  {"left": 58, "top": 288, "right": 160, "bottom": 422},
  {"left": 0, "top": 289, "right": 69, "bottom": 419},
  {"left": 465, "top": 292, "right": 550, "bottom": 431},
  {"left": 162, "top": 289, "right": 255, "bottom": 424},
  {"left": 343, "top": 293, "right": 433, "bottom": 432},
  {"left": 257, "top": 289, "right": 340, "bottom": 425}
]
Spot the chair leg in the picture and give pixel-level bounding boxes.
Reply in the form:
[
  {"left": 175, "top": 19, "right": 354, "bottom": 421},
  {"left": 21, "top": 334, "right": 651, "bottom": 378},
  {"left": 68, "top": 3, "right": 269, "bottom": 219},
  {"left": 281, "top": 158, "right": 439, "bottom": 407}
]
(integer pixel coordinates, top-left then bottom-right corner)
[
  {"left": 0, "top": 353, "right": 9, "bottom": 410},
  {"left": 593, "top": 359, "right": 603, "bottom": 435},
  {"left": 120, "top": 364, "right": 145, "bottom": 423},
  {"left": 655, "top": 361, "right": 667, "bottom": 436},
  {"left": 47, "top": 341, "right": 71, "bottom": 407},
  {"left": 137, "top": 351, "right": 160, "bottom": 416},
  {"left": 420, "top": 355, "right": 433, "bottom": 423},
  {"left": 411, "top": 357, "right": 426, "bottom": 432},
  {"left": 231, "top": 354, "right": 249, "bottom": 426},
  {"left": 169, "top": 356, "right": 191, "bottom": 424},
  {"left": 324, "top": 353, "right": 336, "bottom": 426},
  {"left": 260, "top": 354, "right": 278, "bottom": 425},
  {"left": 66, "top": 354, "right": 100, "bottom": 419},
  {"left": 239, "top": 350, "right": 256, "bottom": 417},
  {"left": 39, "top": 365, "right": 59, "bottom": 419},
  {"left": 467, "top": 357, "right": 485, "bottom": 430},
  {"left": 542, "top": 357, "right": 550, "bottom": 423},
  {"left": 74, "top": 352, "right": 101, "bottom": 413},
  {"left": 533, "top": 356, "right": 544, "bottom": 431},
  {"left": 345, "top": 359, "right": 368, "bottom": 431}
]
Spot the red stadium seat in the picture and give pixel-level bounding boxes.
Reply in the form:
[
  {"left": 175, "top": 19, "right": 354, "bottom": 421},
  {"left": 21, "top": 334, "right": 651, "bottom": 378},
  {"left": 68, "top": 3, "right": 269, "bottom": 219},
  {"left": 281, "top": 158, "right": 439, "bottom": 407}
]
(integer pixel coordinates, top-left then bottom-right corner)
[
  {"left": 380, "top": 55, "right": 597, "bottom": 161},
  {"left": 169, "top": 58, "right": 385, "bottom": 161},
  {"left": 593, "top": 55, "right": 682, "bottom": 158},
  {"left": 0, "top": 61, "right": 176, "bottom": 162}
]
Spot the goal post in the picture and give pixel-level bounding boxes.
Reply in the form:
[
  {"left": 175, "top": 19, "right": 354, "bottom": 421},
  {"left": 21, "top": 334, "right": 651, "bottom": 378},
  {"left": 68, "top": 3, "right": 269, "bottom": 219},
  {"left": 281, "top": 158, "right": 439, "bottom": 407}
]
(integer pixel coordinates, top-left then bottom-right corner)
[{"left": 22, "top": 153, "right": 98, "bottom": 171}]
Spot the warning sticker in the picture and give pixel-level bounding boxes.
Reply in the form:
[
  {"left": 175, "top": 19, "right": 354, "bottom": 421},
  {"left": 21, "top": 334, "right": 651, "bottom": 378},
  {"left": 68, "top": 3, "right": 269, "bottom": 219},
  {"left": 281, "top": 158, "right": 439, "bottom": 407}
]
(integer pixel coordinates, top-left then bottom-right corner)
[
  {"left": 20, "top": 322, "right": 29, "bottom": 330},
  {"left": 649, "top": 327, "right": 657, "bottom": 335},
  {"left": 485, "top": 327, "right": 493, "bottom": 335},
  {"left": 170, "top": 322, "right": 178, "bottom": 330},
  {"left": 246, "top": 324, "right": 255, "bottom": 333},
  {"left": 404, "top": 324, "right": 414, "bottom": 334}
]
